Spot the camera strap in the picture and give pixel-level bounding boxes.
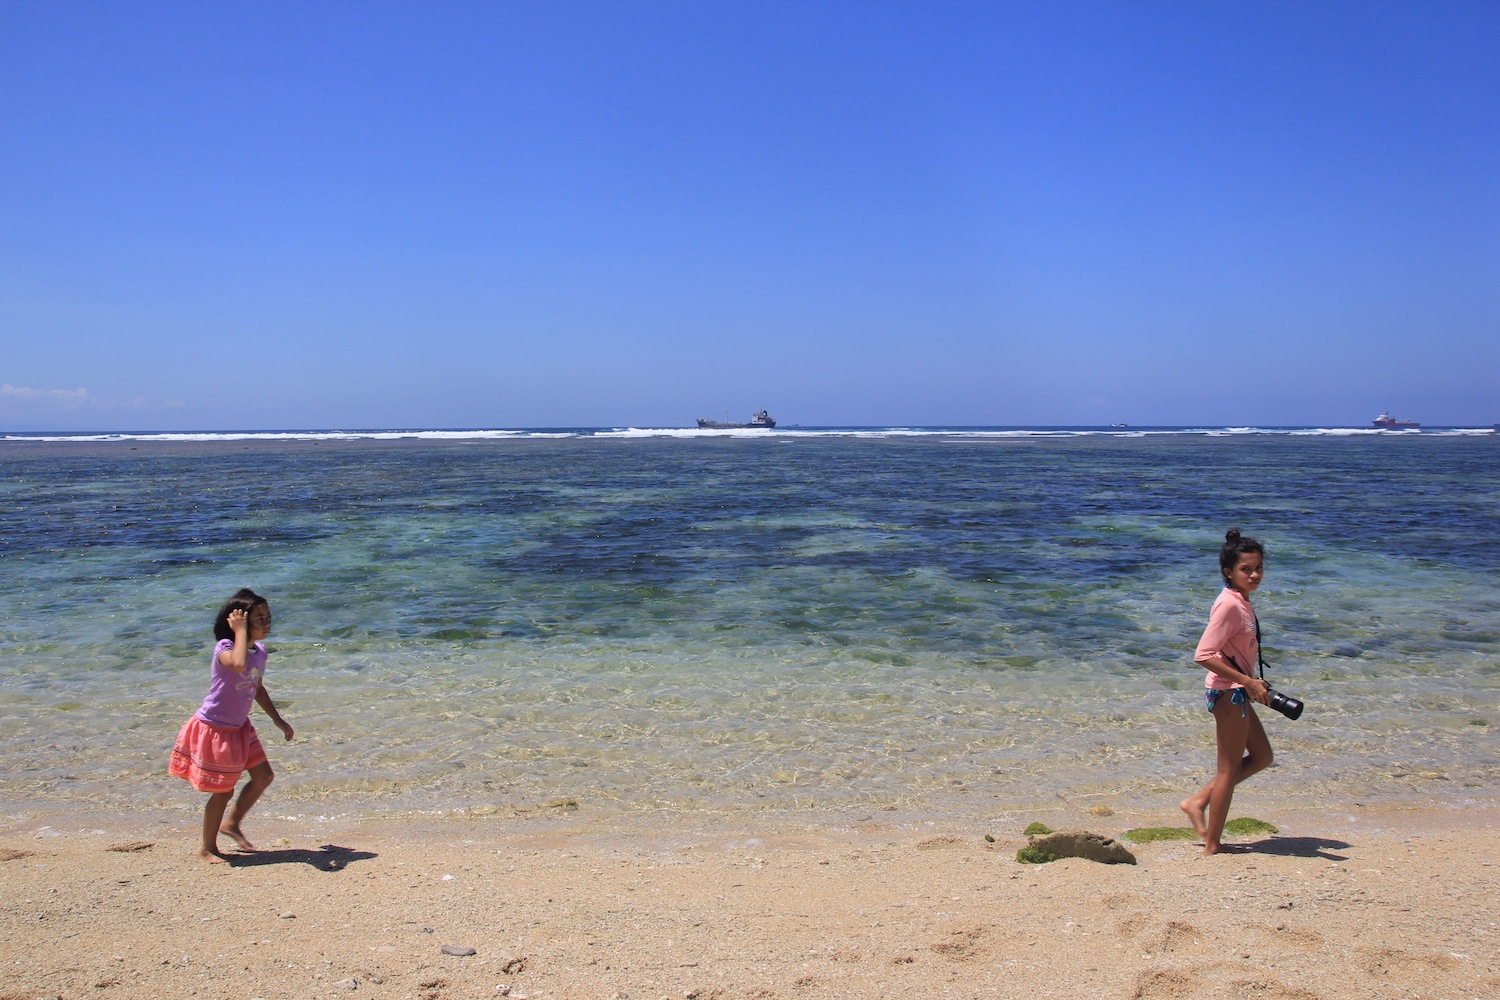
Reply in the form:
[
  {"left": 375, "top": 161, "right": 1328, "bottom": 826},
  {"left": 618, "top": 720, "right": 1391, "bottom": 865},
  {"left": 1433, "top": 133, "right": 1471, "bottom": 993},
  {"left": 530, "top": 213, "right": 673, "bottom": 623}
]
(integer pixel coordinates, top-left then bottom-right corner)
[
  {"left": 1227, "top": 614, "right": 1270, "bottom": 682},
  {"left": 1253, "top": 614, "right": 1269, "bottom": 680}
]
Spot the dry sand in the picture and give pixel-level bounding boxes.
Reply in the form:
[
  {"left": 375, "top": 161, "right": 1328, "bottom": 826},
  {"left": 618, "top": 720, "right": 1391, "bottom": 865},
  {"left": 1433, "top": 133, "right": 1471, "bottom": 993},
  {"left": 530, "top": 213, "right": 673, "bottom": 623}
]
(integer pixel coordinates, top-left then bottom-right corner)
[{"left": 2, "top": 802, "right": 1497, "bottom": 1000}]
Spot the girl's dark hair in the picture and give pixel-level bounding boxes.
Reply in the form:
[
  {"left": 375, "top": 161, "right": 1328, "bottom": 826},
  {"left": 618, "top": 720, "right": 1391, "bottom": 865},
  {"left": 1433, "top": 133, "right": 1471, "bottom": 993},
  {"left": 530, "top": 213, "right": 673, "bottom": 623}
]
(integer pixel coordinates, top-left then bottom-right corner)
[
  {"left": 213, "top": 588, "right": 268, "bottom": 643},
  {"left": 1218, "top": 529, "right": 1264, "bottom": 581}
]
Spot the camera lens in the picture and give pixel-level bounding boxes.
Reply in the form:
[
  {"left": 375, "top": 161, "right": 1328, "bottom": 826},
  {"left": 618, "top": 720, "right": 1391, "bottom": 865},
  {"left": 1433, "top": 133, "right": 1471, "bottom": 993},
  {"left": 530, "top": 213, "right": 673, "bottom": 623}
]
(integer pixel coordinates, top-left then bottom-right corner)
[{"left": 1267, "top": 690, "right": 1304, "bottom": 721}]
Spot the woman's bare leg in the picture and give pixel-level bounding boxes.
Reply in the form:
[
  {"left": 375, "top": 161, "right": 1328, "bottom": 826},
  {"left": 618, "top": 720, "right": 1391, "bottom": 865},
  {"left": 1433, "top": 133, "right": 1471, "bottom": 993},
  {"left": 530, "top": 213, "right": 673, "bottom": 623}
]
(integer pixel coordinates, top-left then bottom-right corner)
[
  {"left": 1184, "top": 698, "right": 1274, "bottom": 848},
  {"left": 1203, "top": 701, "right": 1274, "bottom": 854},
  {"left": 220, "top": 761, "right": 274, "bottom": 852},
  {"left": 199, "top": 791, "right": 234, "bottom": 862},
  {"left": 1239, "top": 707, "right": 1274, "bottom": 783},
  {"left": 1180, "top": 781, "right": 1211, "bottom": 841}
]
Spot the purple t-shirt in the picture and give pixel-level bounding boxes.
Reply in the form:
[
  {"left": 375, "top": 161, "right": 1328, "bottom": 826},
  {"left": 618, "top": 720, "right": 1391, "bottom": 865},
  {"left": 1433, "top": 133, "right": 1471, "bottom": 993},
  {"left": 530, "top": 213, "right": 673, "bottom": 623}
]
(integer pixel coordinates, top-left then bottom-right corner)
[{"left": 196, "top": 639, "right": 266, "bottom": 728}]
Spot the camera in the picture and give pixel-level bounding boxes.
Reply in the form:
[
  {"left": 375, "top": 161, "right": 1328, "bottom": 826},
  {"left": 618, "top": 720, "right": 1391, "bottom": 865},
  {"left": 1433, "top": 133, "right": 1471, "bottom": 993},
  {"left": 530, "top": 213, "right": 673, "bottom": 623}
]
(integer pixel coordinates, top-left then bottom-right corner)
[{"left": 1266, "top": 689, "right": 1304, "bottom": 721}]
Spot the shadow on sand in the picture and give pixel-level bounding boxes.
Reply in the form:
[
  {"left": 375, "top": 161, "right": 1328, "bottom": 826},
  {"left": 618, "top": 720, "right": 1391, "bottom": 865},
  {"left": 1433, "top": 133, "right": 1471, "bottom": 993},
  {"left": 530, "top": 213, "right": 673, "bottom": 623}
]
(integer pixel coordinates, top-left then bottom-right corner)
[
  {"left": 225, "top": 843, "right": 377, "bottom": 871},
  {"left": 1236, "top": 835, "right": 1352, "bottom": 861}
]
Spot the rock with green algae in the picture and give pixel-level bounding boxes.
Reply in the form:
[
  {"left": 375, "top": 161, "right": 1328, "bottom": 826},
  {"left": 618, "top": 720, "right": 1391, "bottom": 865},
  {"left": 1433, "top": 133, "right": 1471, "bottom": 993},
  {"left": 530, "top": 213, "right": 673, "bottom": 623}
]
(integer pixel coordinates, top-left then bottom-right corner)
[
  {"left": 1019, "top": 830, "right": 1136, "bottom": 865},
  {"left": 1023, "top": 822, "right": 1053, "bottom": 837},
  {"left": 1016, "top": 843, "right": 1059, "bottom": 864}
]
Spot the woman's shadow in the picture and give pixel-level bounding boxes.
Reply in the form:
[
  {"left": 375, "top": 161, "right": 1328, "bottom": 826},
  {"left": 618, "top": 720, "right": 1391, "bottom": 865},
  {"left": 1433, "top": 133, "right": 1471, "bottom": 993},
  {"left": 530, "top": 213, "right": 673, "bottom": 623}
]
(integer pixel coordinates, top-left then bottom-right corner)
[
  {"left": 1232, "top": 836, "right": 1351, "bottom": 860},
  {"left": 225, "top": 843, "right": 376, "bottom": 871}
]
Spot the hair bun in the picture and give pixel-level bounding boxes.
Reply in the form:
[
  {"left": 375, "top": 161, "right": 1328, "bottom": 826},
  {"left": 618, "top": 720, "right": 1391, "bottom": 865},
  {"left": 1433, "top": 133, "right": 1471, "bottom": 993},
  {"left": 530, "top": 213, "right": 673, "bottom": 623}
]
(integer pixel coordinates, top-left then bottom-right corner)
[{"left": 1224, "top": 528, "right": 1242, "bottom": 543}]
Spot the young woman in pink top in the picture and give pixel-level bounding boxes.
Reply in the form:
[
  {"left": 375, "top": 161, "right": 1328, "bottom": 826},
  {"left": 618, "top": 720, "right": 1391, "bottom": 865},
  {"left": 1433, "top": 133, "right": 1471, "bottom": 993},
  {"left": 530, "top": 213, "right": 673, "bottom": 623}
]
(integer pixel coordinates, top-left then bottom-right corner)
[
  {"left": 168, "top": 589, "right": 294, "bottom": 861},
  {"left": 1180, "top": 530, "right": 1273, "bottom": 856}
]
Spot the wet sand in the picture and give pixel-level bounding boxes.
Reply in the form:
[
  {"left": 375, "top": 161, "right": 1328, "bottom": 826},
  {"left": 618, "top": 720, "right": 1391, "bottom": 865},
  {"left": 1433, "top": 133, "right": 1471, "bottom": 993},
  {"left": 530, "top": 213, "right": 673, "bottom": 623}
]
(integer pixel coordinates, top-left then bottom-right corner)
[{"left": 2, "top": 801, "right": 1497, "bottom": 999}]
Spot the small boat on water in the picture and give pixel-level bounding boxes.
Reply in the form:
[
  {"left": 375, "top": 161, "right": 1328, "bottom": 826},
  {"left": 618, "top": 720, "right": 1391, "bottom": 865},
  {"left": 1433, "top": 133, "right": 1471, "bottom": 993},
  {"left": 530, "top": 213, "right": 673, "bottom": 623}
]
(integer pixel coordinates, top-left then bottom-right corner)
[
  {"left": 1373, "top": 411, "right": 1420, "bottom": 429},
  {"left": 697, "top": 409, "right": 776, "bottom": 429}
]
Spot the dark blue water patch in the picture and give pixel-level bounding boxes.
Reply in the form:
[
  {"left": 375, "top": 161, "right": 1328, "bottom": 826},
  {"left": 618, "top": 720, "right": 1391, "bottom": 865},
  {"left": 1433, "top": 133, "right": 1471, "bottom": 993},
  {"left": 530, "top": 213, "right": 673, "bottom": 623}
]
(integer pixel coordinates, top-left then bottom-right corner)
[
  {"left": 7, "top": 436, "right": 1485, "bottom": 560},
  {"left": 3, "top": 435, "right": 1498, "bottom": 657}
]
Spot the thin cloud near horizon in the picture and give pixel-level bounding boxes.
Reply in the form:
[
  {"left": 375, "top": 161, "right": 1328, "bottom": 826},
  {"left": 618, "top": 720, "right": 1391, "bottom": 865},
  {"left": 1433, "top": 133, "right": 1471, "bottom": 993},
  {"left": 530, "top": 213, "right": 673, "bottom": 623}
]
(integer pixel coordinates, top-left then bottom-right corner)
[{"left": 1, "top": 385, "right": 92, "bottom": 408}]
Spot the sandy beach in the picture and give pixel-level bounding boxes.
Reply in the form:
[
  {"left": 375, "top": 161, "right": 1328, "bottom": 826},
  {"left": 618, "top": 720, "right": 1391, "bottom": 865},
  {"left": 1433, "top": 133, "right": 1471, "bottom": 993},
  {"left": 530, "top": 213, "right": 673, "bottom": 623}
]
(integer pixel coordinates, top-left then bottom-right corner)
[
  {"left": 2, "top": 800, "right": 1496, "bottom": 1000},
  {"left": 3, "top": 432, "right": 1497, "bottom": 999}
]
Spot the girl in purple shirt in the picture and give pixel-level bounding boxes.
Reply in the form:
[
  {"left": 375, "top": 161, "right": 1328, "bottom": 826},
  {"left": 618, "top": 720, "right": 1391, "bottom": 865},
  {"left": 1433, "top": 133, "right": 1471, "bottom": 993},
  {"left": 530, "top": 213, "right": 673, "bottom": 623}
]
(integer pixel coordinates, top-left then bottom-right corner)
[
  {"left": 1180, "top": 530, "right": 1274, "bottom": 856},
  {"left": 168, "top": 589, "right": 294, "bottom": 862}
]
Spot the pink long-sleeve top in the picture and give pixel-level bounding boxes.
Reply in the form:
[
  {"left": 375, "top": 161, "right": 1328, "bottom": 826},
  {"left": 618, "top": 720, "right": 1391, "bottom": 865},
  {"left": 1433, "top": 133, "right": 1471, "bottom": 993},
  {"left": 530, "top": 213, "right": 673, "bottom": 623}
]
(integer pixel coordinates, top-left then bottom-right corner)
[{"left": 1194, "top": 587, "right": 1258, "bottom": 691}]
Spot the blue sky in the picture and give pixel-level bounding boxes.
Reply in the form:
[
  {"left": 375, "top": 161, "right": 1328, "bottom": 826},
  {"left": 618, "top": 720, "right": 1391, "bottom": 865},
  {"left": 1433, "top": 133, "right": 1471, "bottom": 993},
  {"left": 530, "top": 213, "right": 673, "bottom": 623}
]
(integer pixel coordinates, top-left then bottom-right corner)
[{"left": 3, "top": 1, "right": 1497, "bottom": 430}]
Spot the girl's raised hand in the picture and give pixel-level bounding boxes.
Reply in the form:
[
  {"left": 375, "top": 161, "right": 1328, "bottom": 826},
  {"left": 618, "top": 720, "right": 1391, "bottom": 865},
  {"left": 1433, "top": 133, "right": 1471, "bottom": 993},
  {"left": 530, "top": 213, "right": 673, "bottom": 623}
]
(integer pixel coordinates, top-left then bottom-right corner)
[{"left": 227, "top": 608, "right": 248, "bottom": 632}]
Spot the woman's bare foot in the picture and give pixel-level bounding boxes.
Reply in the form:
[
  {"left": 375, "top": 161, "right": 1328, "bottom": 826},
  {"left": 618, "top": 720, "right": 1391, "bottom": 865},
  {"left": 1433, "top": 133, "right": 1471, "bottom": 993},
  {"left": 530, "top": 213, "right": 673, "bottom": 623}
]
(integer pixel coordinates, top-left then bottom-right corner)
[
  {"left": 218, "top": 823, "right": 256, "bottom": 852},
  {"left": 1180, "top": 798, "right": 1208, "bottom": 841}
]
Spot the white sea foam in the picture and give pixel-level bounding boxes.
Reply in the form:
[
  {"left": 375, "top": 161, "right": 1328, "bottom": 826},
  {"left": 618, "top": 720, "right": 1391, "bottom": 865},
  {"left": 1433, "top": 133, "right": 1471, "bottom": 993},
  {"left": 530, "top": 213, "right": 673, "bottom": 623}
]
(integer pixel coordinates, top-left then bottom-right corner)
[
  {"left": 3, "top": 428, "right": 568, "bottom": 443},
  {"left": 5, "top": 425, "right": 1491, "bottom": 444}
]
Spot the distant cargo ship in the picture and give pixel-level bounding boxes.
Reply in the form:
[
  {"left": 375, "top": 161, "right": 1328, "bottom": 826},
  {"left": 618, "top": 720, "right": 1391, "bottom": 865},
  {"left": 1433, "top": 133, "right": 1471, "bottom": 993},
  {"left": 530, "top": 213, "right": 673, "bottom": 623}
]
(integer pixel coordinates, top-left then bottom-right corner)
[
  {"left": 697, "top": 410, "right": 776, "bottom": 429},
  {"left": 1372, "top": 411, "right": 1420, "bottom": 429}
]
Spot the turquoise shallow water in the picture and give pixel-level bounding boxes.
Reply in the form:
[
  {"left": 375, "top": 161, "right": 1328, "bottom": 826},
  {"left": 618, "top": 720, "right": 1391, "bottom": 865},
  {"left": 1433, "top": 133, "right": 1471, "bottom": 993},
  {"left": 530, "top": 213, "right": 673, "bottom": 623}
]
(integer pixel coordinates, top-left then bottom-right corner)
[{"left": 1, "top": 428, "right": 1496, "bottom": 821}]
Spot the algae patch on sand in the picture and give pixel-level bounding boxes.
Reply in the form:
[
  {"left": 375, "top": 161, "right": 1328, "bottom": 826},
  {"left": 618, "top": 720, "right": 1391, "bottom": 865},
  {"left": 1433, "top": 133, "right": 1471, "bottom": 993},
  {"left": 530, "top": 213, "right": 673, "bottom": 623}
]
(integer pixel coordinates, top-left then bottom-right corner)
[
  {"left": 1123, "top": 826, "right": 1197, "bottom": 844},
  {"left": 1123, "top": 817, "right": 1278, "bottom": 844},
  {"left": 1222, "top": 817, "right": 1277, "bottom": 835}
]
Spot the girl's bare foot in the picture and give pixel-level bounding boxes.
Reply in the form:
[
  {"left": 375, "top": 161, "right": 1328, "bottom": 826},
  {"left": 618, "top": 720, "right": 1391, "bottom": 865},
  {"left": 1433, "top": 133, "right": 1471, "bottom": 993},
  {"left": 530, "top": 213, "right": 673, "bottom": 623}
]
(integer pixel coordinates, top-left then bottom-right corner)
[
  {"left": 1180, "top": 798, "right": 1208, "bottom": 841},
  {"left": 219, "top": 823, "right": 256, "bottom": 852},
  {"left": 196, "top": 847, "right": 228, "bottom": 864}
]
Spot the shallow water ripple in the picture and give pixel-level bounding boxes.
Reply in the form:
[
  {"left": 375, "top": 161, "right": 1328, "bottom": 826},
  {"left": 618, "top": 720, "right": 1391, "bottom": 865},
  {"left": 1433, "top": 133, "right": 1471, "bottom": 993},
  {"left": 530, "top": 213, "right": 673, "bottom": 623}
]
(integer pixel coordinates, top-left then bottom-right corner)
[{"left": 1, "top": 434, "right": 1496, "bottom": 819}]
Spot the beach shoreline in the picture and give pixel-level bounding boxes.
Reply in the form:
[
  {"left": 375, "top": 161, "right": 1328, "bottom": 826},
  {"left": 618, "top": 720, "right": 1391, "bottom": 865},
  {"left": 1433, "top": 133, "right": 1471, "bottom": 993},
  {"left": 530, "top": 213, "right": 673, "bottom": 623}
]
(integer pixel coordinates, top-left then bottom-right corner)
[
  {"left": 4, "top": 798, "right": 1496, "bottom": 999},
  {"left": 4, "top": 432, "right": 1497, "bottom": 996}
]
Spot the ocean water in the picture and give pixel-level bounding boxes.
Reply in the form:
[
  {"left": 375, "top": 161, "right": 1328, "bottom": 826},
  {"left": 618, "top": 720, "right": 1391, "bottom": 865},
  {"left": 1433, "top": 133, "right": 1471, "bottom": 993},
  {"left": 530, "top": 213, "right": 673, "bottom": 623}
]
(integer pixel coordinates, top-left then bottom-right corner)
[{"left": 1, "top": 427, "right": 1496, "bottom": 823}]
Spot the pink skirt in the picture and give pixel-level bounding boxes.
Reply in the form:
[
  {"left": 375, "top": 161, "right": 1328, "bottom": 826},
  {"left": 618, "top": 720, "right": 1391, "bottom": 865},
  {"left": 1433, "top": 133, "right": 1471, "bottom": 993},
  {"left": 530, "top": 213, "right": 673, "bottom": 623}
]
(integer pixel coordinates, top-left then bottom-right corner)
[{"left": 168, "top": 716, "right": 267, "bottom": 794}]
